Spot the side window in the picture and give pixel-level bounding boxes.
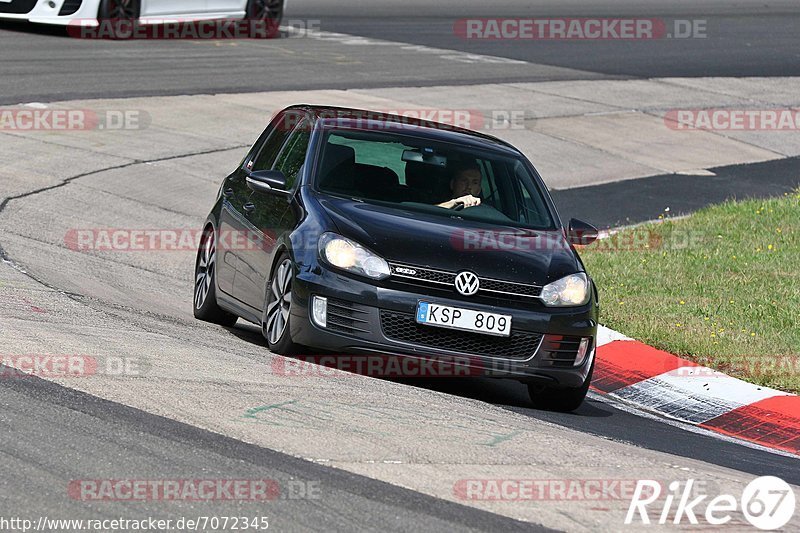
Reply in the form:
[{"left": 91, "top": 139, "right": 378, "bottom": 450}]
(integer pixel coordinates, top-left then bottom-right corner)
[
  {"left": 274, "top": 118, "right": 312, "bottom": 189},
  {"left": 250, "top": 113, "right": 296, "bottom": 172}
]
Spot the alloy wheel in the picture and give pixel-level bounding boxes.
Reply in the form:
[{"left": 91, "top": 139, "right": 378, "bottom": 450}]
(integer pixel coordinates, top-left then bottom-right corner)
[
  {"left": 265, "top": 259, "right": 292, "bottom": 344},
  {"left": 248, "top": 0, "right": 283, "bottom": 20},
  {"left": 194, "top": 230, "right": 216, "bottom": 310},
  {"left": 107, "top": 0, "right": 137, "bottom": 19}
]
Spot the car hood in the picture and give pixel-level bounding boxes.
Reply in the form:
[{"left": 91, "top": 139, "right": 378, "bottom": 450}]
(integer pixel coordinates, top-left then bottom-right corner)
[{"left": 317, "top": 195, "right": 581, "bottom": 285}]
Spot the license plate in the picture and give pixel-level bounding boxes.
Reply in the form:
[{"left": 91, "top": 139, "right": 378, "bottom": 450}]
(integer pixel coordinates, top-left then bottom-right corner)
[{"left": 416, "top": 302, "right": 512, "bottom": 337}]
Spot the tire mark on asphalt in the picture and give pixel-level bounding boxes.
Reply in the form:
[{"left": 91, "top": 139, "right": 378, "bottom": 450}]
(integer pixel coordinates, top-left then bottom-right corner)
[
  {"left": 483, "top": 430, "right": 523, "bottom": 447},
  {"left": 238, "top": 399, "right": 532, "bottom": 447},
  {"left": 0, "top": 145, "right": 247, "bottom": 291},
  {"left": 244, "top": 401, "right": 299, "bottom": 418}
]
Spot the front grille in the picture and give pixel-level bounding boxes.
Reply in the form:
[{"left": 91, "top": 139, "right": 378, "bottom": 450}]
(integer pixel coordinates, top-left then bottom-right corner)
[
  {"left": 390, "top": 263, "right": 455, "bottom": 285},
  {"left": 481, "top": 278, "right": 542, "bottom": 297},
  {"left": 326, "top": 298, "right": 370, "bottom": 335},
  {"left": 380, "top": 310, "right": 542, "bottom": 360},
  {"left": 388, "top": 262, "right": 542, "bottom": 299},
  {"left": 0, "top": 0, "right": 38, "bottom": 14},
  {"left": 59, "top": 0, "right": 83, "bottom": 15},
  {"left": 538, "top": 335, "right": 586, "bottom": 368}
]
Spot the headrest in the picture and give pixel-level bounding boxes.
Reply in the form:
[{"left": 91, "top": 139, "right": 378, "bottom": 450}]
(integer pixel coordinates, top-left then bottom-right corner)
[
  {"left": 405, "top": 161, "right": 440, "bottom": 190},
  {"left": 319, "top": 144, "right": 357, "bottom": 188},
  {"left": 405, "top": 161, "right": 451, "bottom": 201},
  {"left": 321, "top": 143, "right": 355, "bottom": 170},
  {"left": 355, "top": 164, "right": 398, "bottom": 188},
  {"left": 354, "top": 164, "right": 399, "bottom": 200}
]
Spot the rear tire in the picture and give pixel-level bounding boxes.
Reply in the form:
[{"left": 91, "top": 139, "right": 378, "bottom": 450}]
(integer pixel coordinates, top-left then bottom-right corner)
[
  {"left": 245, "top": 0, "right": 284, "bottom": 37},
  {"left": 194, "top": 226, "right": 238, "bottom": 327},
  {"left": 528, "top": 360, "right": 593, "bottom": 412}
]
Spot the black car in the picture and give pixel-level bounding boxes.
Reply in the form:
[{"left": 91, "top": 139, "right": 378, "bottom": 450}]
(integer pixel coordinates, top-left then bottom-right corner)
[{"left": 194, "top": 105, "right": 600, "bottom": 411}]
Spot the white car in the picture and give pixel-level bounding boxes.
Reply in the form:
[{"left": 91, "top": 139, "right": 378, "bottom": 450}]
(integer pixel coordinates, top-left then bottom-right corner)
[{"left": 0, "top": 0, "right": 284, "bottom": 26}]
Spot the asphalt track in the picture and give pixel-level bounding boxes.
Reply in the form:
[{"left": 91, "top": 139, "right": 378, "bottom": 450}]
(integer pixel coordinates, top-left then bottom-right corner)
[
  {"left": 292, "top": 0, "right": 800, "bottom": 77},
  {"left": 1, "top": 0, "right": 800, "bottom": 103},
  {"left": 0, "top": 366, "right": 544, "bottom": 532},
  {"left": 1, "top": 1, "right": 799, "bottom": 531},
  {"left": 552, "top": 156, "right": 800, "bottom": 228}
]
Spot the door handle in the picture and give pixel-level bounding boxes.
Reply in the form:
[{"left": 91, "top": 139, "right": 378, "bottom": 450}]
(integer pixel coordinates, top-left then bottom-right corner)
[
  {"left": 243, "top": 202, "right": 256, "bottom": 214},
  {"left": 223, "top": 188, "right": 234, "bottom": 198}
]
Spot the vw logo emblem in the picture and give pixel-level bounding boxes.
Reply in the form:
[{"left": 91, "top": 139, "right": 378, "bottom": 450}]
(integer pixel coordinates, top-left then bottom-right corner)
[{"left": 454, "top": 271, "right": 480, "bottom": 296}]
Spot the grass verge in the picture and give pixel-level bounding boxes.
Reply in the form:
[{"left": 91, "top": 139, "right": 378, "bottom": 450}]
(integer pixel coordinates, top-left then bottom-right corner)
[{"left": 580, "top": 190, "right": 800, "bottom": 393}]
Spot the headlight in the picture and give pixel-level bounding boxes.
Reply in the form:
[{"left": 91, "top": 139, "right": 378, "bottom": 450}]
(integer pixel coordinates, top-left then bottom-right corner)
[
  {"left": 540, "top": 273, "right": 590, "bottom": 307},
  {"left": 318, "top": 233, "right": 391, "bottom": 280}
]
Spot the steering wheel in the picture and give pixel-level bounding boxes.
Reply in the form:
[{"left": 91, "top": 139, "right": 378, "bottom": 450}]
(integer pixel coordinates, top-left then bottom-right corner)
[{"left": 451, "top": 201, "right": 465, "bottom": 211}]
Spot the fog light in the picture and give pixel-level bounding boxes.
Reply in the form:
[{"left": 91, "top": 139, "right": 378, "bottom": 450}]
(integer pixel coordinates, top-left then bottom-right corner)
[
  {"left": 574, "top": 337, "right": 591, "bottom": 366},
  {"left": 311, "top": 295, "right": 327, "bottom": 328}
]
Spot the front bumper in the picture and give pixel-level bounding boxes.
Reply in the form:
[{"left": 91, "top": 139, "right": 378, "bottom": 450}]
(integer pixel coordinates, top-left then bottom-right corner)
[
  {"left": 0, "top": 0, "right": 99, "bottom": 24},
  {"left": 288, "top": 266, "right": 598, "bottom": 388}
]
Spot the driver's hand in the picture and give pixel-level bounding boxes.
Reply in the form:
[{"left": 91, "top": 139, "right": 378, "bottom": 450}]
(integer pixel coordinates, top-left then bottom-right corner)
[{"left": 454, "top": 194, "right": 481, "bottom": 208}]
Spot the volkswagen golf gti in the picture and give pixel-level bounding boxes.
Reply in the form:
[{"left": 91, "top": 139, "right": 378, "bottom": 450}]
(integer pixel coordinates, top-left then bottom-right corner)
[{"left": 194, "top": 105, "right": 600, "bottom": 411}]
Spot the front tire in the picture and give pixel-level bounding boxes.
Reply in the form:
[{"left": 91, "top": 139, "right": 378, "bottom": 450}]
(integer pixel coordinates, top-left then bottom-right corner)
[
  {"left": 96, "top": 0, "right": 141, "bottom": 40},
  {"left": 194, "top": 226, "right": 238, "bottom": 327},
  {"left": 528, "top": 360, "right": 594, "bottom": 412},
  {"left": 97, "top": 0, "right": 140, "bottom": 21},
  {"left": 262, "top": 255, "right": 300, "bottom": 354}
]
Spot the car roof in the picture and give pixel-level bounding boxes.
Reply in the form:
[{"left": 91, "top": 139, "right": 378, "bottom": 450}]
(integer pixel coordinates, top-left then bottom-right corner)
[{"left": 286, "top": 104, "right": 522, "bottom": 156}]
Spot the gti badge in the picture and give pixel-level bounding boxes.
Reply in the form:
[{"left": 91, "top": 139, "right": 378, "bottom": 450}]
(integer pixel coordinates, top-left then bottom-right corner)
[{"left": 454, "top": 271, "right": 480, "bottom": 296}]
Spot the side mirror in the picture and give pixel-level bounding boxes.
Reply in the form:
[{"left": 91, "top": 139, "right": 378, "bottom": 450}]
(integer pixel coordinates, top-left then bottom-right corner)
[
  {"left": 567, "top": 218, "right": 598, "bottom": 246},
  {"left": 246, "top": 170, "right": 289, "bottom": 195}
]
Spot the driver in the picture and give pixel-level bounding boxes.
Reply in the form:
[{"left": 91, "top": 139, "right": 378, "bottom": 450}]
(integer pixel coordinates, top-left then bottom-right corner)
[{"left": 437, "top": 162, "right": 483, "bottom": 209}]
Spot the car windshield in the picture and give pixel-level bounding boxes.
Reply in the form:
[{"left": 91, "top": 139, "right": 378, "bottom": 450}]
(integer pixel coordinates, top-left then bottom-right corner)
[{"left": 315, "top": 128, "right": 557, "bottom": 230}]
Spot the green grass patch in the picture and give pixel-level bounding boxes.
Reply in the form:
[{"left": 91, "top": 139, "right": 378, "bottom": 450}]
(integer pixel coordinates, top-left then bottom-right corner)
[{"left": 581, "top": 190, "right": 800, "bottom": 393}]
